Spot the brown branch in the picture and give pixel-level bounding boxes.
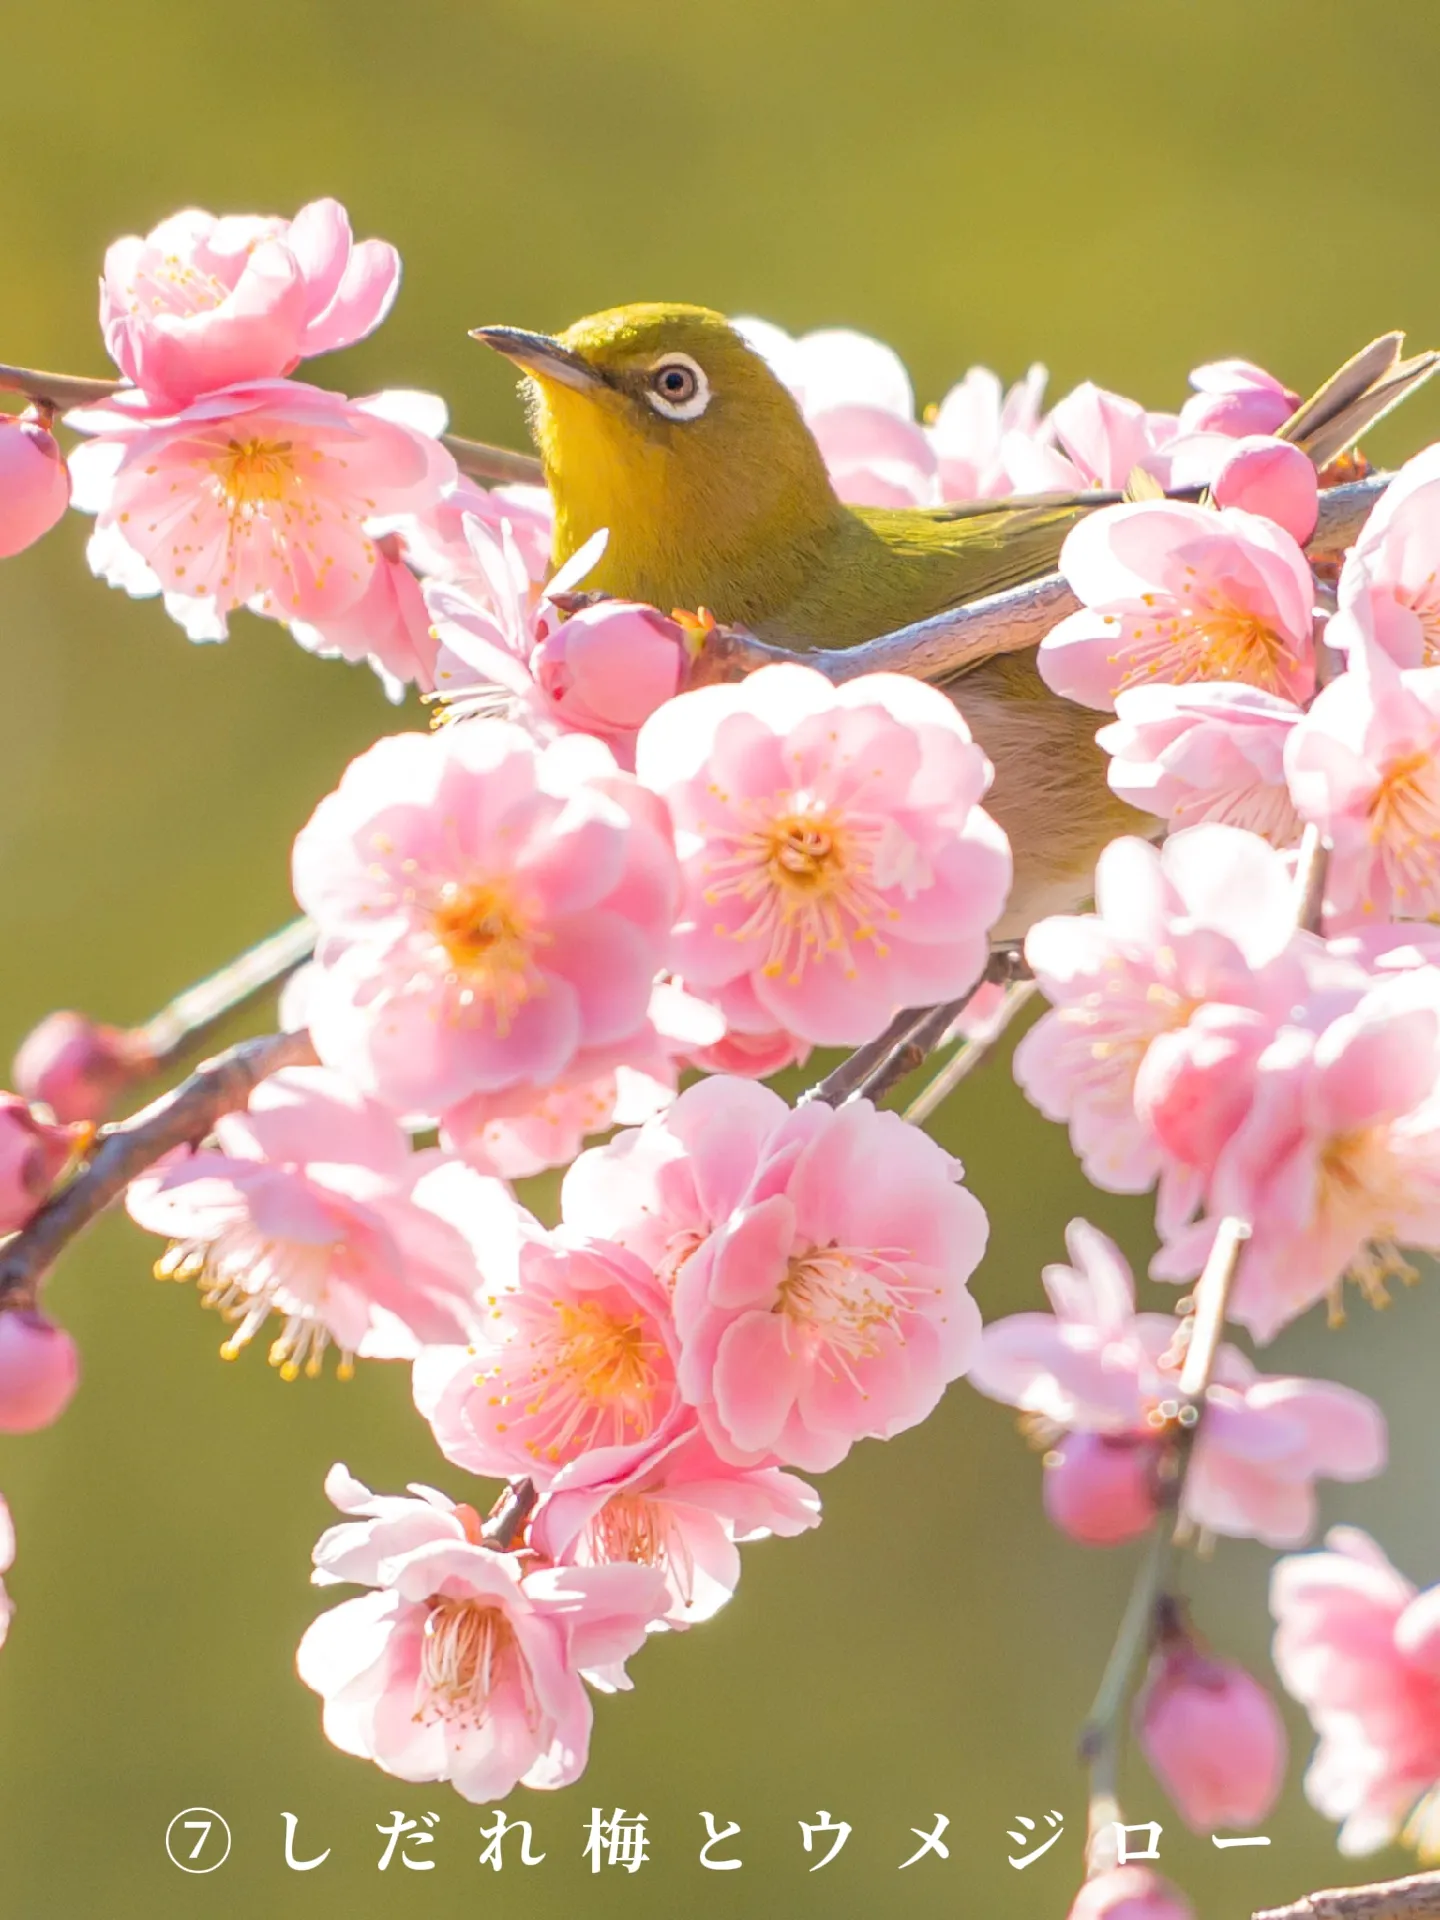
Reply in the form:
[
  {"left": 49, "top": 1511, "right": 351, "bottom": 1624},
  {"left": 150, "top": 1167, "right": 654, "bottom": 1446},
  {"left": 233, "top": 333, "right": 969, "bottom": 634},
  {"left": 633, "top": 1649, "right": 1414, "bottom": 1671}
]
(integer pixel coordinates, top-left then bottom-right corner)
[
  {"left": 0, "top": 1030, "right": 317, "bottom": 1312},
  {"left": 1255, "top": 1872, "right": 1440, "bottom": 1920},
  {"left": 481, "top": 1477, "right": 538, "bottom": 1551},
  {"left": 440, "top": 432, "right": 543, "bottom": 488}
]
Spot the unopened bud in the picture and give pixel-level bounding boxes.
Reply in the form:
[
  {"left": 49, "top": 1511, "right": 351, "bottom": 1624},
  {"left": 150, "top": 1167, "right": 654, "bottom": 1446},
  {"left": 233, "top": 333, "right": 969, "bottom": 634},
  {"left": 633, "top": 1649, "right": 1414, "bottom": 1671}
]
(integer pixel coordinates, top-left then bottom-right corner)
[
  {"left": 14, "top": 1011, "right": 151, "bottom": 1125},
  {"left": 0, "top": 1311, "right": 80, "bottom": 1432}
]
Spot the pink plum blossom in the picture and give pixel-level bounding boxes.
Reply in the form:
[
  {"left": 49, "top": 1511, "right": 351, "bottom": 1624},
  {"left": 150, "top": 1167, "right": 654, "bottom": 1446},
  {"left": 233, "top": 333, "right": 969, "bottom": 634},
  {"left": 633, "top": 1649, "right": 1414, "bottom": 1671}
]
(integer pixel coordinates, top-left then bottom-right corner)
[
  {"left": 100, "top": 199, "right": 400, "bottom": 406},
  {"left": 414, "top": 1216, "right": 683, "bottom": 1489},
  {"left": 1178, "top": 359, "right": 1300, "bottom": 440},
  {"left": 635, "top": 663, "right": 1011, "bottom": 1048},
  {"left": 1005, "top": 381, "right": 1179, "bottom": 495},
  {"left": 1097, "top": 682, "right": 1302, "bottom": 845},
  {"left": 1211, "top": 435, "right": 1319, "bottom": 545},
  {"left": 1068, "top": 1867, "right": 1194, "bottom": 1920},
  {"left": 681, "top": 974, "right": 812, "bottom": 1080},
  {"left": 0, "top": 410, "right": 70, "bottom": 557},
  {"left": 1335, "top": 445, "right": 1440, "bottom": 667},
  {"left": 12, "top": 1011, "right": 149, "bottom": 1125},
  {"left": 289, "top": 531, "right": 438, "bottom": 700},
  {"left": 1154, "top": 970, "right": 1440, "bottom": 1341},
  {"left": 1041, "top": 1431, "right": 1159, "bottom": 1546},
  {"left": 68, "top": 380, "right": 452, "bottom": 641},
  {"left": 1272, "top": 1527, "right": 1440, "bottom": 1857},
  {"left": 530, "top": 600, "right": 685, "bottom": 742},
  {"left": 1136, "top": 1642, "right": 1287, "bottom": 1832},
  {"left": 0, "top": 1094, "right": 80, "bottom": 1231},
  {"left": 292, "top": 721, "right": 677, "bottom": 1115},
  {"left": 0, "top": 1312, "right": 80, "bottom": 1433},
  {"left": 0, "top": 1494, "right": 12, "bottom": 1649},
  {"left": 927, "top": 362, "right": 1052, "bottom": 500},
  {"left": 1041, "top": 501, "right": 1316, "bottom": 712},
  {"left": 399, "top": 473, "right": 555, "bottom": 591},
  {"left": 674, "top": 1084, "right": 986, "bottom": 1472},
  {"left": 297, "top": 1465, "right": 665, "bottom": 1803},
  {"left": 126, "top": 1066, "right": 485, "bottom": 1377},
  {"left": 1014, "top": 826, "right": 1303, "bottom": 1196},
  {"left": 971, "top": 1221, "right": 1386, "bottom": 1547},
  {"left": 530, "top": 1429, "right": 821, "bottom": 1626},
  {"left": 1286, "top": 628, "right": 1440, "bottom": 921}
]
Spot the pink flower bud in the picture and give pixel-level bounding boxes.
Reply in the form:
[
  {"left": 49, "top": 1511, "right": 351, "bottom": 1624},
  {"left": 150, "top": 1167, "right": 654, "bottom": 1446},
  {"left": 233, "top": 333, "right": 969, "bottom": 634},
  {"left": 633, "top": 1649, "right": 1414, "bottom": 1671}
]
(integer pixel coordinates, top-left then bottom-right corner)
[
  {"left": 0, "top": 1095, "right": 77, "bottom": 1232},
  {"left": 1068, "top": 1867, "right": 1195, "bottom": 1920},
  {"left": 531, "top": 601, "right": 685, "bottom": 737},
  {"left": 0, "top": 1311, "right": 80, "bottom": 1432},
  {"left": 0, "top": 409, "right": 71, "bottom": 558},
  {"left": 1133, "top": 1005, "right": 1270, "bottom": 1175},
  {"left": 1212, "top": 436, "right": 1318, "bottom": 545},
  {"left": 1179, "top": 360, "right": 1299, "bottom": 440},
  {"left": 1136, "top": 1644, "right": 1287, "bottom": 1832},
  {"left": 1044, "top": 1431, "right": 1160, "bottom": 1546},
  {"left": 13, "top": 1011, "right": 149, "bottom": 1125}
]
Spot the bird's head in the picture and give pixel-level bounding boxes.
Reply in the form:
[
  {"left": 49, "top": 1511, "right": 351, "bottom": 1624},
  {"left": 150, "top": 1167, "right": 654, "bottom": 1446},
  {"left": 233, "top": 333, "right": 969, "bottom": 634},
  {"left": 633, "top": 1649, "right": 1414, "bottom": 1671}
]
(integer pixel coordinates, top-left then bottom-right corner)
[{"left": 471, "top": 303, "right": 842, "bottom": 605}]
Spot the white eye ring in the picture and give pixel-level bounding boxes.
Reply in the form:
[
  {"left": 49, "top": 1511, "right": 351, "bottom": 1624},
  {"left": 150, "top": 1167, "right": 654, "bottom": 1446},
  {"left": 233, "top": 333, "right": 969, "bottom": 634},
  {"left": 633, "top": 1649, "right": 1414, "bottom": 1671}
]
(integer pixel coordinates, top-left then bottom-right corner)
[{"left": 645, "top": 353, "right": 711, "bottom": 421}]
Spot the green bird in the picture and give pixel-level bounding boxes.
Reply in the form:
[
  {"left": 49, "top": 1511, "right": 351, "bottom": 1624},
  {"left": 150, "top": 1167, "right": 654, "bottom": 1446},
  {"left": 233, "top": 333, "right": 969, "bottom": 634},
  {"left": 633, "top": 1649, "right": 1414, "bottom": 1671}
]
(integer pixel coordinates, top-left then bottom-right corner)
[{"left": 469, "top": 302, "right": 1412, "bottom": 933}]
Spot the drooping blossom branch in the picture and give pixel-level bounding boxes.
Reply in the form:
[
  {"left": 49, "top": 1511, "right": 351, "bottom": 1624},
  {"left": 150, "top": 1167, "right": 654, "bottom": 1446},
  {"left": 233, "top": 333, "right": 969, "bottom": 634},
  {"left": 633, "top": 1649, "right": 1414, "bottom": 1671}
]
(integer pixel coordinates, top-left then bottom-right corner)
[
  {"left": 1079, "top": 1215, "right": 1253, "bottom": 1875},
  {"left": 0, "top": 1029, "right": 317, "bottom": 1312},
  {"left": 0, "top": 360, "right": 543, "bottom": 487}
]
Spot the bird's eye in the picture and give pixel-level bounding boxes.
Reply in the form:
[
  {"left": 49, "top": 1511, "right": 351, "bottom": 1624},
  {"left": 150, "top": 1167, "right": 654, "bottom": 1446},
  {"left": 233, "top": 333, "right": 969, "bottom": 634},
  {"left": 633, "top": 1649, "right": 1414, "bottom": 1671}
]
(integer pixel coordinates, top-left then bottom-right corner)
[{"left": 645, "top": 354, "right": 711, "bottom": 422}]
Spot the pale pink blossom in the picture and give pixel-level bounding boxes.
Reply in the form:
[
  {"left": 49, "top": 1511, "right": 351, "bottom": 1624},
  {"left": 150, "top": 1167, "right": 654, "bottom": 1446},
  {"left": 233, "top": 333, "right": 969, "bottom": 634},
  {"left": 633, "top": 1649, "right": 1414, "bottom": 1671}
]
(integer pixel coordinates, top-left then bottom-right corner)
[
  {"left": 0, "top": 410, "right": 70, "bottom": 557},
  {"left": 1154, "top": 970, "right": 1440, "bottom": 1341},
  {"left": 636, "top": 663, "right": 1010, "bottom": 1047},
  {"left": 1333, "top": 444, "right": 1440, "bottom": 667},
  {"left": 289, "top": 532, "right": 438, "bottom": 700},
  {"left": 1041, "top": 501, "right": 1316, "bottom": 712},
  {"left": 1272, "top": 1526, "right": 1440, "bottom": 1857},
  {"left": 0, "top": 1312, "right": 80, "bottom": 1433},
  {"left": 0, "top": 1494, "right": 12, "bottom": 1649},
  {"left": 101, "top": 199, "right": 400, "bottom": 406},
  {"left": 126, "top": 1066, "right": 484, "bottom": 1377},
  {"left": 1211, "top": 435, "right": 1319, "bottom": 545},
  {"left": 531, "top": 1429, "right": 821, "bottom": 1626},
  {"left": 1178, "top": 359, "right": 1299, "bottom": 439},
  {"left": 1014, "top": 827, "right": 1303, "bottom": 1195},
  {"left": 1068, "top": 1867, "right": 1194, "bottom": 1920},
  {"left": 971, "top": 1221, "right": 1386, "bottom": 1547},
  {"left": 414, "top": 1223, "right": 683, "bottom": 1489},
  {"left": 682, "top": 973, "right": 812, "bottom": 1079},
  {"left": 68, "top": 380, "right": 452, "bottom": 641},
  {"left": 1005, "top": 382, "right": 1179, "bottom": 494},
  {"left": 398, "top": 474, "right": 554, "bottom": 591},
  {"left": 0, "top": 1094, "right": 79, "bottom": 1231},
  {"left": 293, "top": 722, "right": 677, "bottom": 1115},
  {"left": 1136, "top": 1642, "right": 1287, "bottom": 1832},
  {"left": 669, "top": 1085, "right": 987, "bottom": 1472},
  {"left": 1097, "top": 682, "right": 1302, "bottom": 844},
  {"left": 1286, "top": 629, "right": 1440, "bottom": 921},
  {"left": 1042, "top": 1431, "right": 1159, "bottom": 1546},
  {"left": 928, "top": 363, "right": 1052, "bottom": 500},
  {"left": 13, "top": 1011, "right": 149, "bottom": 1125},
  {"left": 297, "top": 1464, "right": 665, "bottom": 1803}
]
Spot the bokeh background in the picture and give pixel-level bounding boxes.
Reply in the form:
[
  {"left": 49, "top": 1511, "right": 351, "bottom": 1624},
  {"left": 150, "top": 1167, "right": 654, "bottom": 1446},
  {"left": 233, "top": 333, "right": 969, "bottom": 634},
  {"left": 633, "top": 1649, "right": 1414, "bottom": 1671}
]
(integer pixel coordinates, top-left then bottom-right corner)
[{"left": 4, "top": 3, "right": 1440, "bottom": 1914}]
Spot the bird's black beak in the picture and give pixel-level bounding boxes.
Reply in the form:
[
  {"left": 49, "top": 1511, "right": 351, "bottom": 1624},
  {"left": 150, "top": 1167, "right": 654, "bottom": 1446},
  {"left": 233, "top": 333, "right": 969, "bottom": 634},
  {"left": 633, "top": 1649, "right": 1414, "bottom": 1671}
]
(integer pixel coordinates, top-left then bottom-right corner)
[{"left": 469, "top": 325, "right": 607, "bottom": 393}]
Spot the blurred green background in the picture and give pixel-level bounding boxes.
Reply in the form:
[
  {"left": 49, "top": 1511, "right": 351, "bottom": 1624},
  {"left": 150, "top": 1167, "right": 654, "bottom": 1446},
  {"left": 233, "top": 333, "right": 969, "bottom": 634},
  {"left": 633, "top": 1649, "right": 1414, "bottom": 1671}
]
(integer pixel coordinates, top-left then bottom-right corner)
[{"left": 4, "top": 2, "right": 1440, "bottom": 1914}]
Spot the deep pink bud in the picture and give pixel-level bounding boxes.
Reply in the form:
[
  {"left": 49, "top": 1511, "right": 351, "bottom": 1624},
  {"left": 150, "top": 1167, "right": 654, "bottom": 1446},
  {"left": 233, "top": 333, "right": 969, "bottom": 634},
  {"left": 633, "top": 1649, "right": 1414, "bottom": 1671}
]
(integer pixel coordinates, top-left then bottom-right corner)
[
  {"left": 1136, "top": 1644, "right": 1287, "bottom": 1832},
  {"left": 13, "top": 1011, "right": 149, "bottom": 1125},
  {"left": 0, "top": 1095, "right": 77, "bottom": 1232},
  {"left": 1044, "top": 1431, "right": 1160, "bottom": 1546},
  {"left": 1179, "top": 360, "right": 1299, "bottom": 440},
  {"left": 532, "top": 601, "right": 685, "bottom": 737},
  {"left": 1068, "top": 1867, "right": 1195, "bottom": 1920},
  {"left": 0, "top": 1311, "right": 80, "bottom": 1432},
  {"left": 1212, "top": 436, "right": 1318, "bottom": 545},
  {"left": 0, "top": 409, "right": 71, "bottom": 558},
  {"left": 1133, "top": 1006, "right": 1270, "bottom": 1175}
]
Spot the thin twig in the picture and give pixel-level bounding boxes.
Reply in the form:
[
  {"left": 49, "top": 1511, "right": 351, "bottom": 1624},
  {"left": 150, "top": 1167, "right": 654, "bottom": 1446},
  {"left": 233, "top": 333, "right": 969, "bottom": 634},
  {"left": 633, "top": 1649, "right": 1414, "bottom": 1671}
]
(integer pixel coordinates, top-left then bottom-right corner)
[
  {"left": 1078, "top": 1217, "right": 1251, "bottom": 1876},
  {"left": 902, "top": 980, "right": 1040, "bottom": 1126},
  {"left": 0, "top": 1030, "right": 317, "bottom": 1312},
  {"left": 440, "top": 432, "right": 544, "bottom": 487},
  {"left": 799, "top": 1001, "right": 969, "bottom": 1110},
  {"left": 1255, "top": 1873, "right": 1440, "bottom": 1920},
  {"left": 481, "top": 1477, "right": 537, "bottom": 1550},
  {"left": 137, "top": 918, "right": 316, "bottom": 1065},
  {"left": 1293, "top": 824, "right": 1332, "bottom": 935}
]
